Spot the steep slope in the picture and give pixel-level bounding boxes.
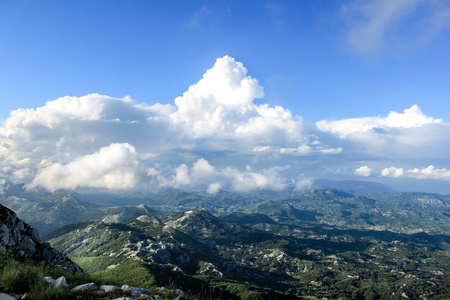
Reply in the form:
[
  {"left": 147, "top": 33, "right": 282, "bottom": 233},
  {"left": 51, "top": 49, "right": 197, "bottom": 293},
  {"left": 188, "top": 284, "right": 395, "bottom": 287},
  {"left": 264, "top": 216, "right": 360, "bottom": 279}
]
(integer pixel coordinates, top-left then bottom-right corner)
[{"left": 0, "top": 204, "right": 85, "bottom": 275}]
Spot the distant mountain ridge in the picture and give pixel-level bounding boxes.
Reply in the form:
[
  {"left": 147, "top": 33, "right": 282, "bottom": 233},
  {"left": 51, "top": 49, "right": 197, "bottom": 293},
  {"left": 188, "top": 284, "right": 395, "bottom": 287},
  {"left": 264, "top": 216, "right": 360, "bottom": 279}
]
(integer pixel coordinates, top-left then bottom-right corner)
[
  {"left": 2, "top": 185, "right": 450, "bottom": 236},
  {"left": 366, "top": 191, "right": 450, "bottom": 206},
  {"left": 313, "top": 179, "right": 397, "bottom": 193},
  {"left": 0, "top": 192, "right": 159, "bottom": 235}
]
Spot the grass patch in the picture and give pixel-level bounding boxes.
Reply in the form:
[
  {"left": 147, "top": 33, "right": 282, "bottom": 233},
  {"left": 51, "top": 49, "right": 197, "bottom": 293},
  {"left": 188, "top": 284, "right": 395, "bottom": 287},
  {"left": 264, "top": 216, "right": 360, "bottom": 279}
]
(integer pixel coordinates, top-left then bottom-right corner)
[
  {"left": 71, "top": 256, "right": 118, "bottom": 274},
  {"left": 28, "top": 281, "right": 76, "bottom": 300},
  {"left": 90, "top": 260, "right": 156, "bottom": 288},
  {"left": 0, "top": 259, "right": 41, "bottom": 293}
]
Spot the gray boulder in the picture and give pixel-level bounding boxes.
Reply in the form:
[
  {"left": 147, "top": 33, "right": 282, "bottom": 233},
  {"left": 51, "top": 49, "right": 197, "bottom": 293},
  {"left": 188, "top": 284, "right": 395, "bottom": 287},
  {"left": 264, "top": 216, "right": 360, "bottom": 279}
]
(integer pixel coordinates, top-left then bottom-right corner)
[{"left": 54, "top": 276, "right": 69, "bottom": 288}]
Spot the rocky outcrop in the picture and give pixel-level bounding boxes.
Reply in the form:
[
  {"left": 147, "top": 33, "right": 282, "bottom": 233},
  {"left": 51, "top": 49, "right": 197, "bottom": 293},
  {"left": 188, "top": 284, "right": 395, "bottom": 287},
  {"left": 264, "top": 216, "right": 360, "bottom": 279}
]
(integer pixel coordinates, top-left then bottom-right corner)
[{"left": 0, "top": 204, "right": 85, "bottom": 275}]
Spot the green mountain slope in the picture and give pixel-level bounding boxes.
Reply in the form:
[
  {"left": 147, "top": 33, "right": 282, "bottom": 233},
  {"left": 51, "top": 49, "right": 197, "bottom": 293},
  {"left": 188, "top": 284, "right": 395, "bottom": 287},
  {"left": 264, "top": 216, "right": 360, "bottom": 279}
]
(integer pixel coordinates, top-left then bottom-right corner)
[{"left": 47, "top": 208, "right": 450, "bottom": 299}]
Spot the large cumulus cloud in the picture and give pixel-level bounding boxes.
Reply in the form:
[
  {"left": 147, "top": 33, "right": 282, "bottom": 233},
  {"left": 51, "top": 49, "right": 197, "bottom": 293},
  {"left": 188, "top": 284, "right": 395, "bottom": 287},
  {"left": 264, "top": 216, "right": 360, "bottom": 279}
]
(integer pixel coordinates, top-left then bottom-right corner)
[
  {"left": 0, "top": 56, "right": 319, "bottom": 192},
  {"left": 1, "top": 56, "right": 449, "bottom": 192},
  {"left": 28, "top": 143, "right": 144, "bottom": 191}
]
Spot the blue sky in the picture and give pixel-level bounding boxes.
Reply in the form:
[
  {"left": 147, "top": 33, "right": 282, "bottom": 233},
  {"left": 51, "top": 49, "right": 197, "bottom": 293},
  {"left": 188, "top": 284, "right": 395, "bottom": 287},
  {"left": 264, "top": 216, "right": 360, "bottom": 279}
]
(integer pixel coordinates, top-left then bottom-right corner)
[{"left": 1, "top": 0, "right": 450, "bottom": 193}]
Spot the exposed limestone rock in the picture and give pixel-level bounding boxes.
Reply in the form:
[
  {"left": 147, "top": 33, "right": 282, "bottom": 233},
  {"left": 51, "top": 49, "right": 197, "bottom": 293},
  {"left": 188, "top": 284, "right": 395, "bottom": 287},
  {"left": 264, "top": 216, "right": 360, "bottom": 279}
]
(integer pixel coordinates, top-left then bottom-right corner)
[
  {"left": 43, "top": 277, "right": 55, "bottom": 285},
  {"left": 100, "top": 285, "right": 119, "bottom": 293},
  {"left": 0, "top": 204, "right": 85, "bottom": 275},
  {"left": 136, "top": 215, "right": 161, "bottom": 225},
  {"left": 71, "top": 282, "right": 95, "bottom": 291},
  {"left": 121, "top": 285, "right": 151, "bottom": 296},
  {"left": 54, "top": 276, "right": 69, "bottom": 288},
  {"left": 0, "top": 293, "right": 16, "bottom": 300}
]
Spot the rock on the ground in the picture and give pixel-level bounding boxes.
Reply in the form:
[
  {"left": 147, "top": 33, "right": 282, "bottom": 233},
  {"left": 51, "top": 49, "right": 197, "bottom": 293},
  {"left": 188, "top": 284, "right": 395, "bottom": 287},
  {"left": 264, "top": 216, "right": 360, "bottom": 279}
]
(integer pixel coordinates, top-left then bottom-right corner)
[
  {"left": 0, "top": 293, "right": 16, "bottom": 300},
  {"left": 43, "top": 276, "right": 55, "bottom": 285},
  {"left": 54, "top": 276, "right": 69, "bottom": 288},
  {"left": 100, "top": 285, "right": 119, "bottom": 293},
  {"left": 121, "top": 284, "right": 147, "bottom": 296},
  {"left": 71, "top": 282, "right": 95, "bottom": 291}
]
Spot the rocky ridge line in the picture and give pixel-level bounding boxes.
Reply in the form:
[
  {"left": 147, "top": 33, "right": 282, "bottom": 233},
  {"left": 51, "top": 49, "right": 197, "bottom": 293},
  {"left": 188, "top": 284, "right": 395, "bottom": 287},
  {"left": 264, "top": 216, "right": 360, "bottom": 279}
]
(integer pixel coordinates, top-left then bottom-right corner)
[{"left": 0, "top": 203, "right": 85, "bottom": 275}]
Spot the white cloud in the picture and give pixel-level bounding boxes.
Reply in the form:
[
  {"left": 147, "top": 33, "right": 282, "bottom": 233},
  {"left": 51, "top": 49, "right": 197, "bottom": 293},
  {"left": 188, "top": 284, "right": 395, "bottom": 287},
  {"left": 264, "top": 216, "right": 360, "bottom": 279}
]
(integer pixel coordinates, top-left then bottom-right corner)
[
  {"left": 235, "top": 104, "right": 306, "bottom": 145},
  {"left": 160, "top": 159, "right": 218, "bottom": 189},
  {"left": 207, "top": 182, "right": 222, "bottom": 194},
  {"left": 280, "top": 145, "right": 312, "bottom": 155},
  {"left": 409, "top": 165, "right": 450, "bottom": 180},
  {"left": 170, "top": 55, "right": 264, "bottom": 136},
  {"left": 317, "top": 105, "right": 441, "bottom": 138},
  {"left": 380, "top": 167, "right": 404, "bottom": 178},
  {"left": 354, "top": 166, "right": 372, "bottom": 177},
  {"left": 319, "top": 147, "right": 343, "bottom": 155},
  {"left": 381, "top": 165, "right": 450, "bottom": 181},
  {"left": 1, "top": 56, "right": 449, "bottom": 192},
  {"left": 223, "top": 166, "right": 287, "bottom": 192},
  {"left": 28, "top": 143, "right": 143, "bottom": 191},
  {"left": 157, "top": 159, "right": 288, "bottom": 193},
  {"left": 293, "top": 175, "right": 313, "bottom": 191},
  {"left": 315, "top": 105, "right": 450, "bottom": 162},
  {"left": 191, "top": 158, "right": 216, "bottom": 177},
  {"left": 1, "top": 94, "right": 129, "bottom": 136},
  {"left": 341, "top": 0, "right": 450, "bottom": 54}
]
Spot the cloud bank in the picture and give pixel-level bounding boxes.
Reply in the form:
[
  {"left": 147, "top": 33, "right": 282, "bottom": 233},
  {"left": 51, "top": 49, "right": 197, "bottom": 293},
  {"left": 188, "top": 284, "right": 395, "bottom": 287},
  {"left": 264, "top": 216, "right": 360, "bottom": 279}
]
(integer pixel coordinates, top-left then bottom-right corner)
[{"left": 1, "top": 56, "right": 449, "bottom": 192}]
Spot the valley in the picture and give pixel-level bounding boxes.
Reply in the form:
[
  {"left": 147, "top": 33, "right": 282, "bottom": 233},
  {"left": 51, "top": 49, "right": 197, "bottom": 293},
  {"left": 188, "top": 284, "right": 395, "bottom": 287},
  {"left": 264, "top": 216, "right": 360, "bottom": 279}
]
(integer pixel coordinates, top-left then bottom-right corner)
[{"left": 1, "top": 185, "right": 449, "bottom": 299}]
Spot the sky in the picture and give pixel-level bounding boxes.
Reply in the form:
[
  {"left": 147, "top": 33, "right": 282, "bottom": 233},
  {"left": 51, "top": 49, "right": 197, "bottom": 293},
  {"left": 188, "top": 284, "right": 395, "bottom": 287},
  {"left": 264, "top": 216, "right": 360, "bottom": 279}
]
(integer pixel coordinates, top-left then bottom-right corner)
[{"left": 1, "top": 0, "right": 450, "bottom": 194}]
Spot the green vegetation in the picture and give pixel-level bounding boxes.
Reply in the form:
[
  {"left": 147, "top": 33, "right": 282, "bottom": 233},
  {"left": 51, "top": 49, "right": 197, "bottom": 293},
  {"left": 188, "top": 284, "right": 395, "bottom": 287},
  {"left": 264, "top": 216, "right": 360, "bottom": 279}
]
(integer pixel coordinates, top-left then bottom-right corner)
[
  {"left": 2, "top": 187, "right": 450, "bottom": 299},
  {"left": 44, "top": 206, "right": 449, "bottom": 299},
  {"left": 0, "top": 251, "right": 140, "bottom": 299},
  {"left": 0, "top": 259, "right": 41, "bottom": 293},
  {"left": 86, "top": 260, "right": 156, "bottom": 288}
]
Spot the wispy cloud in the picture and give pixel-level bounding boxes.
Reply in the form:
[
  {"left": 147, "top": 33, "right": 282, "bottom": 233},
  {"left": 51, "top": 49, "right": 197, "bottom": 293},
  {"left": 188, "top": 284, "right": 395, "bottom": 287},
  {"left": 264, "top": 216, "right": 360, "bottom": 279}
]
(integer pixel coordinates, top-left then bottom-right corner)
[
  {"left": 341, "top": 0, "right": 450, "bottom": 54},
  {"left": 265, "top": 2, "right": 286, "bottom": 29},
  {"left": 186, "top": 1, "right": 231, "bottom": 29}
]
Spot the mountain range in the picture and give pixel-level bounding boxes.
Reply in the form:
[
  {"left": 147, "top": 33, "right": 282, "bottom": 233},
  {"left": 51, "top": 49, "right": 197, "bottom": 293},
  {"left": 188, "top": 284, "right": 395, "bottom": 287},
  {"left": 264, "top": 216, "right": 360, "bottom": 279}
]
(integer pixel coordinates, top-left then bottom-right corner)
[{"left": 1, "top": 182, "right": 449, "bottom": 299}]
